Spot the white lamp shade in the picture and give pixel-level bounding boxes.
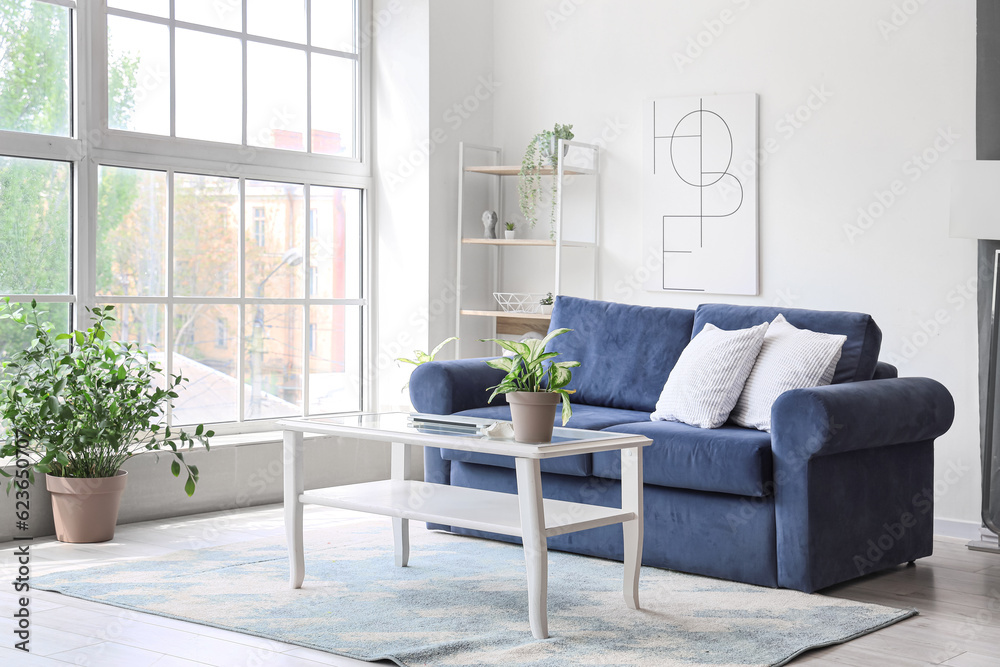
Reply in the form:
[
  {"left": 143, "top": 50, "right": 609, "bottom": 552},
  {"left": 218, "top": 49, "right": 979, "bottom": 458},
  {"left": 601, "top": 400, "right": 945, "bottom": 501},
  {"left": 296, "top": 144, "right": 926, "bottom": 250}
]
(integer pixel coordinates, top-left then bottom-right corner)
[{"left": 951, "top": 160, "right": 1000, "bottom": 240}]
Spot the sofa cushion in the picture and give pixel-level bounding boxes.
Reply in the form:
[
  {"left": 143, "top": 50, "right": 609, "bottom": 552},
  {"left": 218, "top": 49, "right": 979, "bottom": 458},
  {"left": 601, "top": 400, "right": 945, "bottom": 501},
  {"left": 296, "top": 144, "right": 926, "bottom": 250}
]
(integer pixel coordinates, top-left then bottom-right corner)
[
  {"left": 730, "top": 314, "right": 847, "bottom": 432},
  {"left": 651, "top": 321, "right": 768, "bottom": 428},
  {"left": 593, "top": 420, "right": 774, "bottom": 497},
  {"left": 441, "top": 404, "right": 650, "bottom": 477},
  {"left": 545, "top": 296, "right": 695, "bottom": 412},
  {"left": 692, "top": 304, "right": 881, "bottom": 384}
]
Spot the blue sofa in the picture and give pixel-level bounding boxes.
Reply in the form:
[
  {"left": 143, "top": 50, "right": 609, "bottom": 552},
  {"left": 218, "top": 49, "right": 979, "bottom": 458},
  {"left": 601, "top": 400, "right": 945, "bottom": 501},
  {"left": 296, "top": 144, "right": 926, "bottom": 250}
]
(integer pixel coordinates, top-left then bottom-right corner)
[{"left": 409, "top": 296, "right": 955, "bottom": 593}]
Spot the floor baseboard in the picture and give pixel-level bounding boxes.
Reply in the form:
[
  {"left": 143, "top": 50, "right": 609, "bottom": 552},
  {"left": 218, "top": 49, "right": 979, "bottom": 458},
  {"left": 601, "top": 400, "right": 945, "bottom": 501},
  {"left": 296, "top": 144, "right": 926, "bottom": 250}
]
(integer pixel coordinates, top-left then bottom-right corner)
[{"left": 933, "top": 517, "right": 983, "bottom": 541}]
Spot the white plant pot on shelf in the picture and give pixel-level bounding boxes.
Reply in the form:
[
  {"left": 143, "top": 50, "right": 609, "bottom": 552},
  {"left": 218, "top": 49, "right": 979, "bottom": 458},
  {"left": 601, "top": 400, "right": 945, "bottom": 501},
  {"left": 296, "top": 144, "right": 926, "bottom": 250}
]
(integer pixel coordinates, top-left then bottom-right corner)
[{"left": 505, "top": 230, "right": 516, "bottom": 239}]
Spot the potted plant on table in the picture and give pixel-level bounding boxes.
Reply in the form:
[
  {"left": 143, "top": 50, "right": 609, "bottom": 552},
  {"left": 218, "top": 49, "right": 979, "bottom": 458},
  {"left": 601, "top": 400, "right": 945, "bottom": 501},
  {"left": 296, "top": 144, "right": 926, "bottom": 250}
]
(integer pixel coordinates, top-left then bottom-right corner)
[
  {"left": 481, "top": 328, "right": 579, "bottom": 443},
  {"left": 0, "top": 300, "right": 213, "bottom": 543},
  {"left": 518, "top": 123, "right": 574, "bottom": 240},
  {"left": 504, "top": 221, "right": 517, "bottom": 240}
]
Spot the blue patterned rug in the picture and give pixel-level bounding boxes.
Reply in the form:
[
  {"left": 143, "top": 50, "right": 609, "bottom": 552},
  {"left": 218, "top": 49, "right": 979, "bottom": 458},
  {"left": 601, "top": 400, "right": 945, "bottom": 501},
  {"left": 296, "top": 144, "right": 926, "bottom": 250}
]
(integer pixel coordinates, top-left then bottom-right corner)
[{"left": 33, "top": 520, "right": 914, "bottom": 666}]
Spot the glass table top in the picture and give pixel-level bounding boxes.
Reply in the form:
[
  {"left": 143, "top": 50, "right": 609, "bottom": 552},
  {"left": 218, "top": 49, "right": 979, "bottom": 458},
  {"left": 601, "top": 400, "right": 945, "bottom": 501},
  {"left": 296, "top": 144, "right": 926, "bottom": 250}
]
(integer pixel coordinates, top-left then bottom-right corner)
[{"left": 299, "top": 412, "right": 628, "bottom": 445}]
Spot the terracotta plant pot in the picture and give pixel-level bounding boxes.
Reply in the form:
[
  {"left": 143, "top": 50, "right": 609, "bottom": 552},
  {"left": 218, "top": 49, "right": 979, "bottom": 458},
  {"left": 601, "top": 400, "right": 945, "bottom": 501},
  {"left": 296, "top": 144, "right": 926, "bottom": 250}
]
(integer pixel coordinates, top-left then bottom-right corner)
[
  {"left": 46, "top": 472, "right": 128, "bottom": 543},
  {"left": 506, "top": 391, "right": 561, "bottom": 443}
]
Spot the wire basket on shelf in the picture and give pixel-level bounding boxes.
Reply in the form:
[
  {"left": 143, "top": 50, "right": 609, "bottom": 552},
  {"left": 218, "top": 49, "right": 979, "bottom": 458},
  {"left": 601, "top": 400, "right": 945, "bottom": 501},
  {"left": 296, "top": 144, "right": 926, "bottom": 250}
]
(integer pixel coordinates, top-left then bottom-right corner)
[{"left": 493, "top": 292, "right": 549, "bottom": 314}]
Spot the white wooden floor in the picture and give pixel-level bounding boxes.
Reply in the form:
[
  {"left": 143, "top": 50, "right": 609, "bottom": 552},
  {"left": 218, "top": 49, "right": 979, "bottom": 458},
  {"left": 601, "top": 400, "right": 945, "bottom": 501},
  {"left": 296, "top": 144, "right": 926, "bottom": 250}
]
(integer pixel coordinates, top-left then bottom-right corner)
[{"left": 1, "top": 504, "right": 997, "bottom": 666}]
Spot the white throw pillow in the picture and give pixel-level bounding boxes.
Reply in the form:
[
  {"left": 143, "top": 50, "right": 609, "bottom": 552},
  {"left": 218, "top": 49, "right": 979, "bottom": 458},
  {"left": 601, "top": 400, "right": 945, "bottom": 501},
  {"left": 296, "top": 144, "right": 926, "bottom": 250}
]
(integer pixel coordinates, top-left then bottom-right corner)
[
  {"left": 730, "top": 314, "right": 847, "bottom": 432},
  {"left": 651, "top": 321, "right": 769, "bottom": 429}
]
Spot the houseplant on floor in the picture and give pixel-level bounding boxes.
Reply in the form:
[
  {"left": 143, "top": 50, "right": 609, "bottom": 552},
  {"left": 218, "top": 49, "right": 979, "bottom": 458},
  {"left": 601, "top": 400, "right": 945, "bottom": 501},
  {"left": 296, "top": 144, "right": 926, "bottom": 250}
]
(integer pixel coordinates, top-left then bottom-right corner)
[
  {"left": 518, "top": 123, "right": 574, "bottom": 239},
  {"left": 481, "top": 328, "right": 579, "bottom": 443},
  {"left": 0, "top": 299, "right": 213, "bottom": 543},
  {"left": 395, "top": 336, "right": 458, "bottom": 393}
]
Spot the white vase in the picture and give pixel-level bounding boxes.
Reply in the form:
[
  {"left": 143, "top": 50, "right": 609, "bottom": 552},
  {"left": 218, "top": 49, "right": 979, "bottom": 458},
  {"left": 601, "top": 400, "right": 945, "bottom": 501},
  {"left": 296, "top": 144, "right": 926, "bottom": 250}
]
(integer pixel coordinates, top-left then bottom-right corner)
[{"left": 505, "top": 230, "right": 516, "bottom": 240}]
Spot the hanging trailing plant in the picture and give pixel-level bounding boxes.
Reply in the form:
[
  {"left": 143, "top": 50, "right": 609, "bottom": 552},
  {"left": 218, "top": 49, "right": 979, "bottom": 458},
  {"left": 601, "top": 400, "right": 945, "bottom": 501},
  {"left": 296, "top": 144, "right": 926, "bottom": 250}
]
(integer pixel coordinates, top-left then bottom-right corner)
[{"left": 518, "top": 123, "right": 574, "bottom": 239}]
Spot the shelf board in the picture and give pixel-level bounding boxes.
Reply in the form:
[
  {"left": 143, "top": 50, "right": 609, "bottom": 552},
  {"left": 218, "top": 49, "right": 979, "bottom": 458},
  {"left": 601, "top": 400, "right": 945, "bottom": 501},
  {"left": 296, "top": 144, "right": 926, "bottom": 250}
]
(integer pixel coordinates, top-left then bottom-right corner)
[
  {"left": 301, "top": 480, "right": 634, "bottom": 538},
  {"left": 462, "top": 238, "right": 596, "bottom": 248},
  {"left": 465, "top": 165, "right": 590, "bottom": 176},
  {"left": 461, "top": 309, "right": 550, "bottom": 320},
  {"left": 464, "top": 238, "right": 553, "bottom": 247}
]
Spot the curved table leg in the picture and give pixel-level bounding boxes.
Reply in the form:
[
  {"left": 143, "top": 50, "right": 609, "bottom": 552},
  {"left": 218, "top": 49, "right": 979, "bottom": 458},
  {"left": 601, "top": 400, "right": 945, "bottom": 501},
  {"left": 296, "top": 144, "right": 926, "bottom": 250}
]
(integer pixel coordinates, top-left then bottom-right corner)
[
  {"left": 284, "top": 429, "right": 305, "bottom": 589},
  {"left": 622, "top": 446, "right": 644, "bottom": 609},
  {"left": 515, "top": 457, "right": 549, "bottom": 639},
  {"left": 392, "top": 442, "right": 411, "bottom": 567}
]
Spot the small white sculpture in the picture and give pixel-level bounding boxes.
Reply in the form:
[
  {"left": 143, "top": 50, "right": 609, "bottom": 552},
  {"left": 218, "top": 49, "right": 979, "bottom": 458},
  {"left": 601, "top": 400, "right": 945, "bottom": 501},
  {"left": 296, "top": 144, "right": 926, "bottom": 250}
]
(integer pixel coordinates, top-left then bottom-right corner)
[
  {"left": 481, "top": 421, "right": 515, "bottom": 439},
  {"left": 482, "top": 210, "right": 498, "bottom": 239}
]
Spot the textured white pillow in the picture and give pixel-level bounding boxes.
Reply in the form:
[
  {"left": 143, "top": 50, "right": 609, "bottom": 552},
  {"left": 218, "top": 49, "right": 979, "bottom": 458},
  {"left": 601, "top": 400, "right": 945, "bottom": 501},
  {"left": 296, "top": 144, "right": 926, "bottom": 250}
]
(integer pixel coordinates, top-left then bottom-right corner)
[
  {"left": 651, "top": 322, "right": 769, "bottom": 429},
  {"left": 730, "top": 314, "right": 847, "bottom": 432}
]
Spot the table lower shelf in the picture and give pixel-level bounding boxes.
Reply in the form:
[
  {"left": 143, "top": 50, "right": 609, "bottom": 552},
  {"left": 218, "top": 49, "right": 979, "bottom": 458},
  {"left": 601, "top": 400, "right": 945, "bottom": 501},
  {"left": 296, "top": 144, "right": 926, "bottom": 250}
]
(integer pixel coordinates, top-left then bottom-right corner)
[{"left": 300, "top": 480, "right": 633, "bottom": 539}]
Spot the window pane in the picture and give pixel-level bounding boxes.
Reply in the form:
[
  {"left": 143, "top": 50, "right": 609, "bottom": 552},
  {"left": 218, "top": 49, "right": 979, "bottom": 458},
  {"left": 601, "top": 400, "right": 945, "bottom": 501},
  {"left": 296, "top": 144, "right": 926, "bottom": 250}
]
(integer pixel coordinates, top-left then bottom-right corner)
[
  {"left": 0, "top": 156, "right": 70, "bottom": 295},
  {"left": 108, "top": 0, "right": 169, "bottom": 18},
  {"left": 246, "top": 305, "right": 302, "bottom": 419},
  {"left": 309, "top": 186, "right": 361, "bottom": 299},
  {"left": 245, "top": 181, "right": 305, "bottom": 299},
  {"left": 309, "top": 306, "right": 360, "bottom": 414},
  {"left": 176, "top": 0, "right": 242, "bottom": 32},
  {"left": 173, "top": 173, "right": 239, "bottom": 297},
  {"left": 0, "top": 0, "right": 70, "bottom": 136},
  {"left": 174, "top": 304, "right": 239, "bottom": 425},
  {"left": 248, "top": 0, "right": 306, "bottom": 44},
  {"left": 95, "top": 303, "right": 168, "bottom": 397},
  {"left": 97, "top": 167, "right": 168, "bottom": 297},
  {"left": 311, "top": 54, "right": 355, "bottom": 157},
  {"left": 0, "top": 303, "right": 69, "bottom": 363},
  {"left": 97, "top": 303, "right": 165, "bottom": 354},
  {"left": 176, "top": 29, "right": 242, "bottom": 144},
  {"left": 312, "top": 0, "right": 355, "bottom": 53},
  {"left": 248, "top": 43, "right": 307, "bottom": 151},
  {"left": 108, "top": 16, "right": 170, "bottom": 135}
]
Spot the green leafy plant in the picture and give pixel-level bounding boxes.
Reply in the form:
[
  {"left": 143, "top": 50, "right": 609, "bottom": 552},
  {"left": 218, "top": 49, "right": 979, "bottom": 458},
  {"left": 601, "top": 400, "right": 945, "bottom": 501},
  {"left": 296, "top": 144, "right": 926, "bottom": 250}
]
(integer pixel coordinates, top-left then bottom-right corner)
[
  {"left": 0, "top": 299, "right": 213, "bottom": 496},
  {"left": 505, "top": 221, "right": 516, "bottom": 231},
  {"left": 539, "top": 292, "right": 554, "bottom": 306},
  {"left": 481, "top": 328, "right": 580, "bottom": 425},
  {"left": 518, "top": 123, "right": 574, "bottom": 239},
  {"left": 395, "top": 336, "right": 458, "bottom": 391}
]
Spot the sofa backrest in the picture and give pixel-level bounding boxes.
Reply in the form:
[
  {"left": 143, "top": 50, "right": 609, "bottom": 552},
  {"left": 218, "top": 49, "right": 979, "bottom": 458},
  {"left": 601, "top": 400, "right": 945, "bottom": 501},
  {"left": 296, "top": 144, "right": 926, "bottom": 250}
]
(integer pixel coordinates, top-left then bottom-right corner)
[
  {"left": 547, "top": 296, "right": 695, "bottom": 412},
  {"left": 692, "top": 304, "right": 882, "bottom": 383}
]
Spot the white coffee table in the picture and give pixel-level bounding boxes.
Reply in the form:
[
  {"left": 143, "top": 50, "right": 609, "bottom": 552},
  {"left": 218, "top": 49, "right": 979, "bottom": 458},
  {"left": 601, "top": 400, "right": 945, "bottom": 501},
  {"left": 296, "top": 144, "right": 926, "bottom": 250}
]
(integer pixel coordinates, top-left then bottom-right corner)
[{"left": 278, "top": 412, "right": 651, "bottom": 639}]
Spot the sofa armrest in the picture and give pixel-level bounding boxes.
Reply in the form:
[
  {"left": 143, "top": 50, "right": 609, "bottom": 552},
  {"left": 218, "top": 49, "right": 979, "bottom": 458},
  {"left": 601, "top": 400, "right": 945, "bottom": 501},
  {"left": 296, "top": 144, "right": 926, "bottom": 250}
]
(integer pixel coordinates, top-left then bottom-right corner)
[
  {"left": 873, "top": 361, "right": 898, "bottom": 379},
  {"left": 771, "top": 377, "right": 954, "bottom": 460},
  {"left": 770, "top": 377, "right": 953, "bottom": 592},
  {"left": 408, "top": 358, "right": 508, "bottom": 415}
]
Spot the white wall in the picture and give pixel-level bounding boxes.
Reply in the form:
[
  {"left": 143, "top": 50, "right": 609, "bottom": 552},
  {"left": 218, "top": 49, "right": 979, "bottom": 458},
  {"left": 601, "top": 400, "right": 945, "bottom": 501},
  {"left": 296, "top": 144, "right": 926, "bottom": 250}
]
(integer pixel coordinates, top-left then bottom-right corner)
[
  {"left": 373, "top": 0, "right": 431, "bottom": 411},
  {"left": 455, "top": 0, "right": 978, "bottom": 525},
  {"left": 429, "top": 0, "right": 496, "bottom": 354},
  {"left": 371, "top": 0, "right": 494, "bottom": 408}
]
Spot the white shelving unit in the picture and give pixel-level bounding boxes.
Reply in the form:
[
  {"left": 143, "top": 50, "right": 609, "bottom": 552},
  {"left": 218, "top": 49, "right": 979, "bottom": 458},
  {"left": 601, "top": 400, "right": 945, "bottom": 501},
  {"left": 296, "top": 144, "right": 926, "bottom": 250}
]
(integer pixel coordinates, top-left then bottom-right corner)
[{"left": 454, "top": 140, "right": 600, "bottom": 356}]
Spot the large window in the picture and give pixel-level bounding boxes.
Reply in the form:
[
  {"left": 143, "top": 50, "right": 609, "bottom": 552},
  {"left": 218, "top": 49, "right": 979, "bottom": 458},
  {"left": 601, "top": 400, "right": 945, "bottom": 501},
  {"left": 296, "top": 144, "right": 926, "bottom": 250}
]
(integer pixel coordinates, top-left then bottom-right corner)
[
  {"left": 106, "top": 0, "right": 358, "bottom": 156},
  {"left": 0, "top": 0, "right": 370, "bottom": 433}
]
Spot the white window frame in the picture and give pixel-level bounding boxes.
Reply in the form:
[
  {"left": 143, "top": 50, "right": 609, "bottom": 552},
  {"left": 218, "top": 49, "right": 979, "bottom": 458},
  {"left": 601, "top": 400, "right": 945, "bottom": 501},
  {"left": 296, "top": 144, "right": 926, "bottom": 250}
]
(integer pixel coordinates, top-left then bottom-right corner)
[{"left": 0, "top": 0, "right": 373, "bottom": 436}]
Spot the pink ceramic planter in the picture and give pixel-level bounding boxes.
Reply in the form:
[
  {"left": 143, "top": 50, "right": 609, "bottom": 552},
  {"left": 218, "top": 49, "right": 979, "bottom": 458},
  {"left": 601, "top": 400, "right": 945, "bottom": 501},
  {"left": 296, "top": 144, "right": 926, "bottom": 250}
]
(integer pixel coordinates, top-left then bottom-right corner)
[
  {"left": 46, "top": 471, "right": 128, "bottom": 543},
  {"left": 506, "top": 392, "right": 561, "bottom": 443}
]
